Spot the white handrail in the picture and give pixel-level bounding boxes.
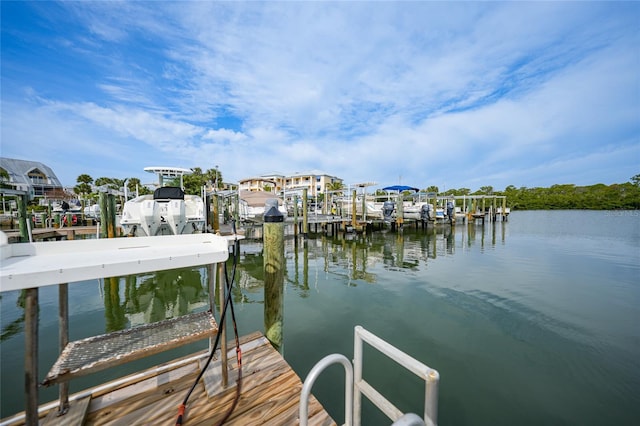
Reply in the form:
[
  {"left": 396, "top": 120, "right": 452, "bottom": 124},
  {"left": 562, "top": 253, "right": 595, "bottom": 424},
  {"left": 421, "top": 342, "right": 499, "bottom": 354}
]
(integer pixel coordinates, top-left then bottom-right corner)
[
  {"left": 299, "top": 353, "right": 353, "bottom": 426},
  {"left": 299, "top": 326, "right": 439, "bottom": 426},
  {"left": 353, "top": 325, "right": 439, "bottom": 426}
]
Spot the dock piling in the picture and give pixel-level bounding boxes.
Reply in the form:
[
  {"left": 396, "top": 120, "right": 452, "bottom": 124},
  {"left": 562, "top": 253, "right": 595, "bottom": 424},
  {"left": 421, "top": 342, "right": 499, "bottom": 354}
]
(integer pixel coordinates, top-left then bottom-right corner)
[{"left": 263, "top": 200, "right": 285, "bottom": 350}]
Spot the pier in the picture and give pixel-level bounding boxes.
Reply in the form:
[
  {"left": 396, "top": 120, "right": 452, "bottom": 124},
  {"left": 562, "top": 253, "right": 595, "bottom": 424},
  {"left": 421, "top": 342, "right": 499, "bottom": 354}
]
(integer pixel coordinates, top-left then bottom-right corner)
[{"left": 2, "top": 225, "right": 104, "bottom": 243}]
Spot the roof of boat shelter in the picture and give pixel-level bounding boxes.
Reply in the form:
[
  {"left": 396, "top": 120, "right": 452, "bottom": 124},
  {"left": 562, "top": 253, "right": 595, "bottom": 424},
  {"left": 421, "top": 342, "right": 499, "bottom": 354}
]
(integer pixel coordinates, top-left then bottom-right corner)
[{"left": 144, "top": 166, "right": 193, "bottom": 177}]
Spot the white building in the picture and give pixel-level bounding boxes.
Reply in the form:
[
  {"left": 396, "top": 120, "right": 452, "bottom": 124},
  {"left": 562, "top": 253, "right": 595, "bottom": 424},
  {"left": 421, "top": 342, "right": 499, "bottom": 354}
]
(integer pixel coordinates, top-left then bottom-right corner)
[
  {"left": 238, "top": 171, "right": 343, "bottom": 197},
  {"left": 0, "top": 157, "right": 64, "bottom": 200}
]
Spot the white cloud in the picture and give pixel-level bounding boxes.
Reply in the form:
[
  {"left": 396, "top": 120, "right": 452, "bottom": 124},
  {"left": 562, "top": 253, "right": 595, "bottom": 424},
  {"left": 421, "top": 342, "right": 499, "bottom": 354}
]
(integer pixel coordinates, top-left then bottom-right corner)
[{"left": 2, "top": 1, "right": 638, "bottom": 190}]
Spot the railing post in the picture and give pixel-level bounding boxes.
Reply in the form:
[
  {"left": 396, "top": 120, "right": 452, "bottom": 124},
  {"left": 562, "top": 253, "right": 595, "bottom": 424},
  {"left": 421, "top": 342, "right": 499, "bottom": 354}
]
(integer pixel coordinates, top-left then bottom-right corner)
[
  {"left": 353, "top": 327, "right": 363, "bottom": 426},
  {"left": 425, "top": 371, "right": 439, "bottom": 426}
]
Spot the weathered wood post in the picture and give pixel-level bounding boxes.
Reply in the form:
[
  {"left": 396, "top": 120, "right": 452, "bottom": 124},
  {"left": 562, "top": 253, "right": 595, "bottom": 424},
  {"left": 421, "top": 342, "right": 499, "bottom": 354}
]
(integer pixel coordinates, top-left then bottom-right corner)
[
  {"left": 396, "top": 192, "right": 404, "bottom": 229},
  {"left": 492, "top": 197, "right": 497, "bottom": 222},
  {"left": 502, "top": 196, "right": 508, "bottom": 221},
  {"left": 351, "top": 189, "right": 357, "bottom": 229},
  {"left": 57, "top": 283, "right": 70, "bottom": 415},
  {"left": 17, "top": 193, "right": 29, "bottom": 242},
  {"left": 212, "top": 193, "right": 220, "bottom": 233},
  {"left": 101, "top": 193, "right": 117, "bottom": 238},
  {"left": 302, "top": 188, "right": 309, "bottom": 238},
  {"left": 293, "top": 195, "right": 299, "bottom": 238},
  {"left": 99, "top": 192, "right": 108, "bottom": 238},
  {"left": 24, "top": 286, "right": 38, "bottom": 426},
  {"left": 263, "top": 199, "right": 285, "bottom": 350}
]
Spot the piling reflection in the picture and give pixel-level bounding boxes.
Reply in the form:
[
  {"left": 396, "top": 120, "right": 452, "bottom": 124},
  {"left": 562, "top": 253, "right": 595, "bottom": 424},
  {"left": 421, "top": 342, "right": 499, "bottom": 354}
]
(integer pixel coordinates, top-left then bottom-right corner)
[{"left": 281, "top": 222, "right": 508, "bottom": 290}]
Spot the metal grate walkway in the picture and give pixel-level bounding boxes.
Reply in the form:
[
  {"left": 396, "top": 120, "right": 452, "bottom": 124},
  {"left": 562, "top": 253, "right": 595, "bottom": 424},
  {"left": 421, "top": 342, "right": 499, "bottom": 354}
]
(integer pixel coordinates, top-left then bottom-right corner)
[{"left": 42, "top": 310, "right": 218, "bottom": 386}]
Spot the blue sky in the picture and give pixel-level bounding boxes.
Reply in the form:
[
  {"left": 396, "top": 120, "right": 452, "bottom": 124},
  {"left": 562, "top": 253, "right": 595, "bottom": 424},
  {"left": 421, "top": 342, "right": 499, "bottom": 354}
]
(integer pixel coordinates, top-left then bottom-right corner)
[{"left": 1, "top": 1, "right": 638, "bottom": 191}]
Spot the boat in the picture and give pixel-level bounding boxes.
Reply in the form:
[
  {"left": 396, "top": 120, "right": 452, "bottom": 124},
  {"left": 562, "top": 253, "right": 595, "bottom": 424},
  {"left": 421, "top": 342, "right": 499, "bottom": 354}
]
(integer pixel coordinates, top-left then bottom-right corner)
[
  {"left": 120, "top": 167, "right": 205, "bottom": 236},
  {"left": 238, "top": 190, "right": 288, "bottom": 222}
]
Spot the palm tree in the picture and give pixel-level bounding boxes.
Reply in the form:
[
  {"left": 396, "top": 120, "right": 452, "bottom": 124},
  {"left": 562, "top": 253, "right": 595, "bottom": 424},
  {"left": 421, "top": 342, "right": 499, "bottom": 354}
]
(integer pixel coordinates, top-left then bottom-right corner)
[{"left": 326, "top": 181, "right": 344, "bottom": 195}]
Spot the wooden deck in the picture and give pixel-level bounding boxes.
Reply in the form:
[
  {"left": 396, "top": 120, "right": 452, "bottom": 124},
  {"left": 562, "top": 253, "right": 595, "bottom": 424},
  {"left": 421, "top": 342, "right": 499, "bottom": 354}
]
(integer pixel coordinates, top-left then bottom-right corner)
[
  {"left": 4, "top": 332, "right": 336, "bottom": 426},
  {"left": 3, "top": 226, "right": 103, "bottom": 242}
]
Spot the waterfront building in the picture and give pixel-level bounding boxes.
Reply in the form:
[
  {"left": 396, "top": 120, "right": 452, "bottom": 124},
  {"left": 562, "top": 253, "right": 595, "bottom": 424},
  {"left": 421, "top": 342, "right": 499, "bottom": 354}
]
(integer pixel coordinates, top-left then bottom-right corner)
[
  {"left": 239, "top": 171, "right": 343, "bottom": 197},
  {"left": 0, "top": 157, "right": 63, "bottom": 201}
]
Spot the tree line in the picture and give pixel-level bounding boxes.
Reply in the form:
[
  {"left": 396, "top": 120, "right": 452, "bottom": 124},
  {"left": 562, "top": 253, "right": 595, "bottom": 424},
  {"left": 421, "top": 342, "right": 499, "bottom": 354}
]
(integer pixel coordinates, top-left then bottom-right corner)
[
  {"left": 421, "top": 175, "right": 640, "bottom": 210},
  {"left": 72, "top": 167, "right": 223, "bottom": 203}
]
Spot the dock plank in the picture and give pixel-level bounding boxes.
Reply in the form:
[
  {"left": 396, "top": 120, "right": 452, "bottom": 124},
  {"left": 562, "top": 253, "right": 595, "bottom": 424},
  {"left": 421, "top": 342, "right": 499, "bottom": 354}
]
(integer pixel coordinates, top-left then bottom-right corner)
[
  {"left": 3, "top": 332, "right": 334, "bottom": 426},
  {"left": 41, "top": 396, "right": 91, "bottom": 426},
  {"left": 80, "top": 332, "right": 335, "bottom": 426}
]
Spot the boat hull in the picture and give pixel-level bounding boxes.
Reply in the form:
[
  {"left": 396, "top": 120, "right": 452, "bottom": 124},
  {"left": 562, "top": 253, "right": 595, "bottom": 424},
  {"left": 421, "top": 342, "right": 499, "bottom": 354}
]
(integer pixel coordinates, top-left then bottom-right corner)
[{"left": 120, "top": 194, "right": 205, "bottom": 237}]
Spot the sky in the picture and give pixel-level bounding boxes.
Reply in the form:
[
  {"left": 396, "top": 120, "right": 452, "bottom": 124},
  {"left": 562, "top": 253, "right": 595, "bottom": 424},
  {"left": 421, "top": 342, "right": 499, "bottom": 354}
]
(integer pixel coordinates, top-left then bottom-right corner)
[{"left": 1, "top": 1, "right": 639, "bottom": 192}]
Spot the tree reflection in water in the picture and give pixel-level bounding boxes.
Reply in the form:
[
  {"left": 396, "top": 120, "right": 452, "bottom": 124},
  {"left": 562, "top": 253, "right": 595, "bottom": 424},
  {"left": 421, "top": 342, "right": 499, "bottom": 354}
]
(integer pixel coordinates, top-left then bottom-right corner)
[{"left": 103, "top": 268, "right": 207, "bottom": 333}]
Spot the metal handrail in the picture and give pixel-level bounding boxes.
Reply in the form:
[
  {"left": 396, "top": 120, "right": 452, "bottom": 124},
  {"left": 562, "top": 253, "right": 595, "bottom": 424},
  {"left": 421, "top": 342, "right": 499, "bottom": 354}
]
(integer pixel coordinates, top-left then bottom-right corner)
[
  {"left": 299, "top": 354, "right": 353, "bottom": 426},
  {"left": 353, "top": 325, "right": 439, "bottom": 426},
  {"left": 299, "top": 326, "right": 439, "bottom": 426}
]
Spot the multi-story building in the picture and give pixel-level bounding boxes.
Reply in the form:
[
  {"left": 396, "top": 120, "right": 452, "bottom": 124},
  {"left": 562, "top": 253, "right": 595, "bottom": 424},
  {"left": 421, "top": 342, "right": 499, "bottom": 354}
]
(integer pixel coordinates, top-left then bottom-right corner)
[
  {"left": 238, "top": 171, "right": 343, "bottom": 197},
  {"left": 0, "top": 157, "right": 64, "bottom": 201},
  {"left": 238, "top": 173, "right": 285, "bottom": 193}
]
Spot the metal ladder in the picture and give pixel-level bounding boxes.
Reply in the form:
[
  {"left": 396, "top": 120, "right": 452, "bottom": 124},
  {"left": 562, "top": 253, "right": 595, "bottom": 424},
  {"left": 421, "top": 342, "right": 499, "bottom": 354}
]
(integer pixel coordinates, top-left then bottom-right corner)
[{"left": 299, "top": 325, "right": 439, "bottom": 426}]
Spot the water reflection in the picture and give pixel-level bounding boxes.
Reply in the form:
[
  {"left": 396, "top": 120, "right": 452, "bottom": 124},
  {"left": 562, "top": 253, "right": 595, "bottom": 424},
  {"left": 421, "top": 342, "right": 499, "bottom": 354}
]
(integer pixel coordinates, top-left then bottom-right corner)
[
  {"left": 0, "top": 223, "right": 508, "bottom": 341},
  {"left": 102, "top": 268, "right": 209, "bottom": 332},
  {"left": 3, "top": 212, "right": 639, "bottom": 425}
]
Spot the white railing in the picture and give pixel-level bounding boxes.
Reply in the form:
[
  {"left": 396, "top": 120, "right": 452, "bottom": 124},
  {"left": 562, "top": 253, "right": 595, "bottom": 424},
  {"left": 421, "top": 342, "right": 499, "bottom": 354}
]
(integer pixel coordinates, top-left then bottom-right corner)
[
  {"left": 299, "top": 354, "right": 354, "bottom": 426},
  {"left": 299, "top": 325, "right": 439, "bottom": 426}
]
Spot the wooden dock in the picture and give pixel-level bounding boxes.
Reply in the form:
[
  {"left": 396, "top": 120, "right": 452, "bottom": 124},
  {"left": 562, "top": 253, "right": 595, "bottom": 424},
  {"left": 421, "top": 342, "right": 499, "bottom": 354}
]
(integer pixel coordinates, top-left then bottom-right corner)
[
  {"left": 2, "top": 225, "right": 105, "bottom": 243},
  {"left": 3, "top": 332, "right": 335, "bottom": 426}
]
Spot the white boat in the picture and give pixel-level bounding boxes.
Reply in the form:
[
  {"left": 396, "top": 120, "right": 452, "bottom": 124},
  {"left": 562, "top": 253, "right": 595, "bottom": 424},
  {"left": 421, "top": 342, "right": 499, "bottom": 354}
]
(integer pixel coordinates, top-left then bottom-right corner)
[
  {"left": 83, "top": 204, "right": 100, "bottom": 219},
  {"left": 120, "top": 167, "right": 205, "bottom": 237},
  {"left": 238, "top": 190, "right": 287, "bottom": 222}
]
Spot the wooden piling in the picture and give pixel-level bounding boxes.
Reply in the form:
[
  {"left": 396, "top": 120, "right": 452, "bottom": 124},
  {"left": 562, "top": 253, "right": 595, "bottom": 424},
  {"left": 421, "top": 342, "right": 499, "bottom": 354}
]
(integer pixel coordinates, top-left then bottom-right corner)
[
  {"left": 213, "top": 194, "right": 220, "bottom": 233},
  {"left": 502, "top": 197, "right": 507, "bottom": 221},
  {"left": 351, "top": 189, "right": 357, "bottom": 228},
  {"left": 293, "top": 195, "right": 299, "bottom": 238},
  {"left": 17, "top": 194, "right": 29, "bottom": 242},
  {"left": 396, "top": 192, "right": 404, "bottom": 229},
  {"left": 108, "top": 194, "right": 117, "bottom": 237},
  {"left": 24, "top": 287, "right": 38, "bottom": 426},
  {"left": 263, "top": 201, "right": 285, "bottom": 350},
  {"left": 302, "top": 189, "right": 309, "bottom": 237},
  {"left": 99, "top": 192, "right": 108, "bottom": 238},
  {"left": 57, "top": 283, "right": 70, "bottom": 415}
]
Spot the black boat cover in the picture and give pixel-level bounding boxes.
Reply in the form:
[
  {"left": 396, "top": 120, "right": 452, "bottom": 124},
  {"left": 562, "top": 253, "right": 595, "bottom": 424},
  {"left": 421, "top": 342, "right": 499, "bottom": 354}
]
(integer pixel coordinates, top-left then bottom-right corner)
[{"left": 153, "top": 186, "right": 185, "bottom": 200}]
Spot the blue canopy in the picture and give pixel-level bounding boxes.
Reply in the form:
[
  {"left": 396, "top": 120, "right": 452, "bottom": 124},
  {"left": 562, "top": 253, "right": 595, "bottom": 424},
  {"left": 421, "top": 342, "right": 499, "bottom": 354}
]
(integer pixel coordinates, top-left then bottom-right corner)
[{"left": 382, "top": 185, "right": 419, "bottom": 192}]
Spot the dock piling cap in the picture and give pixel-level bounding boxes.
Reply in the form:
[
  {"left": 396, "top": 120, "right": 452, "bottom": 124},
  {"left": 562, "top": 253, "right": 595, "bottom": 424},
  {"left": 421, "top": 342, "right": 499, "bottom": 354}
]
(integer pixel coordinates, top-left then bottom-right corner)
[{"left": 264, "top": 199, "right": 283, "bottom": 222}]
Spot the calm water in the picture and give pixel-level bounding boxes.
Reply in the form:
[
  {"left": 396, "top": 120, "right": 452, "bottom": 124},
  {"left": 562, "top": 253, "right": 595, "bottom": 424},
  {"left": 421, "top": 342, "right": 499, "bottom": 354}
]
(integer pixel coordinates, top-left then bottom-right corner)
[{"left": 1, "top": 210, "right": 639, "bottom": 425}]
